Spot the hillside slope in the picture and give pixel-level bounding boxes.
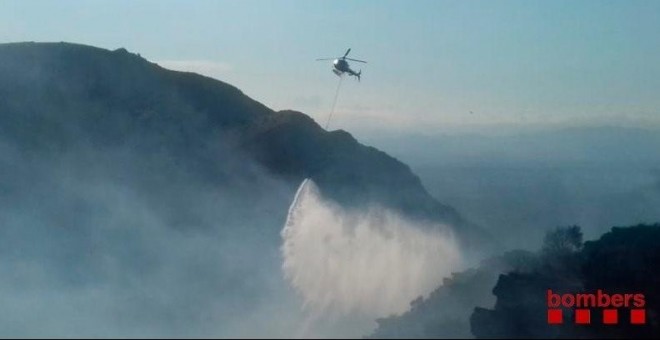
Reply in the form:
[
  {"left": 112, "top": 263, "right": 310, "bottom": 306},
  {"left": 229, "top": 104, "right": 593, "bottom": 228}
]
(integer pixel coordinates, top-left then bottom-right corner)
[{"left": 0, "top": 41, "right": 486, "bottom": 246}]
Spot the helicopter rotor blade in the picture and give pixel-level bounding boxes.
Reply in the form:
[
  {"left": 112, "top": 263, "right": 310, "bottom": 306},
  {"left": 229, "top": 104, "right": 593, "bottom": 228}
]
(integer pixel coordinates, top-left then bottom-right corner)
[
  {"left": 315, "top": 58, "right": 337, "bottom": 61},
  {"left": 343, "top": 48, "right": 351, "bottom": 57},
  {"left": 346, "top": 58, "right": 367, "bottom": 63}
]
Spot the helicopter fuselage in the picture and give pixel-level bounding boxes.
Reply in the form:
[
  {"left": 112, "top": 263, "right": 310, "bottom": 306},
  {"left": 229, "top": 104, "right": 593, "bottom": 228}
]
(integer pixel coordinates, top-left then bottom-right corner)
[
  {"left": 333, "top": 59, "right": 350, "bottom": 72},
  {"left": 316, "top": 49, "right": 365, "bottom": 80},
  {"left": 333, "top": 59, "right": 359, "bottom": 78}
]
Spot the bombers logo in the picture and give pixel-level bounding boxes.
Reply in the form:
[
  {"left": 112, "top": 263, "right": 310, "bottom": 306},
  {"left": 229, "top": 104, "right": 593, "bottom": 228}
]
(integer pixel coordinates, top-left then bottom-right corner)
[{"left": 547, "top": 289, "right": 646, "bottom": 325}]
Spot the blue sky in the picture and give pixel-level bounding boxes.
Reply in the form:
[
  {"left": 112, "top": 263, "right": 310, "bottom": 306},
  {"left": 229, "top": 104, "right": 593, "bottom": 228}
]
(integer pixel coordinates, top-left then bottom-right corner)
[{"left": 2, "top": 0, "right": 659, "bottom": 134}]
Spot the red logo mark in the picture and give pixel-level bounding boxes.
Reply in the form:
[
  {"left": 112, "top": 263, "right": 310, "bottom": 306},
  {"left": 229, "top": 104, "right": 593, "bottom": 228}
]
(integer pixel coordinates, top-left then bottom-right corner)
[
  {"left": 547, "top": 290, "right": 646, "bottom": 325},
  {"left": 631, "top": 309, "right": 646, "bottom": 324},
  {"left": 603, "top": 309, "right": 618, "bottom": 324},
  {"left": 548, "top": 309, "right": 563, "bottom": 324},
  {"left": 575, "top": 309, "right": 590, "bottom": 324}
]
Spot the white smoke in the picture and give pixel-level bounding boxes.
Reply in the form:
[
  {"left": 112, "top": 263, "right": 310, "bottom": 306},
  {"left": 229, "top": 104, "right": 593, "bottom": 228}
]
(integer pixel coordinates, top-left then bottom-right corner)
[{"left": 281, "top": 179, "right": 463, "bottom": 319}]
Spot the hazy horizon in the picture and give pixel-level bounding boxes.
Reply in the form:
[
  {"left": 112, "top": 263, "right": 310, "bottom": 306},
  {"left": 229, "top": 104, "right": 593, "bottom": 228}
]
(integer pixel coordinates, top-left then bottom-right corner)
[{"left": 2, "top": 0, "right": 659, "bottom": 134}]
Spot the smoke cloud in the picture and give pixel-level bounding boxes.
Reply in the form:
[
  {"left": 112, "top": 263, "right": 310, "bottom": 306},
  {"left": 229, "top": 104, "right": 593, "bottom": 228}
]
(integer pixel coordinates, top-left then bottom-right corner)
[
  {"left": 0, "top": 136, "right": 307, "bottom": 338},
  {"left": 282, "top": 179, "right": 463, "bottom": 321}
]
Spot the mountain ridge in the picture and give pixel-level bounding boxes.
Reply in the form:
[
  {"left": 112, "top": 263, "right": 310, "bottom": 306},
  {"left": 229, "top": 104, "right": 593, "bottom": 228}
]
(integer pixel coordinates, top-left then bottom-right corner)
[{"left": 0, "top": 41, "right": 489, "bottom": 248}]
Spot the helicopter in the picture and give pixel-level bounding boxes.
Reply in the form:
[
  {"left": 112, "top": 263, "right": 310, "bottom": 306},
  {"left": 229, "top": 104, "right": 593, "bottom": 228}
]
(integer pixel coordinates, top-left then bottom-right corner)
[{"left": 316, "top": 48, "right": 367, "bottom": 81}]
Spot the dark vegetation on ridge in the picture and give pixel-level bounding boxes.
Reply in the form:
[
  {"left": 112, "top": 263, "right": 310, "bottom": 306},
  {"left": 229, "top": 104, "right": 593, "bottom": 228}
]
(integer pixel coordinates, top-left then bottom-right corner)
[
  {"left": 369, "top": 224, "right": 660, "bottom": 339},
  {"left": 0, "top": 41, "right": 487, "bottom": 247}
]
